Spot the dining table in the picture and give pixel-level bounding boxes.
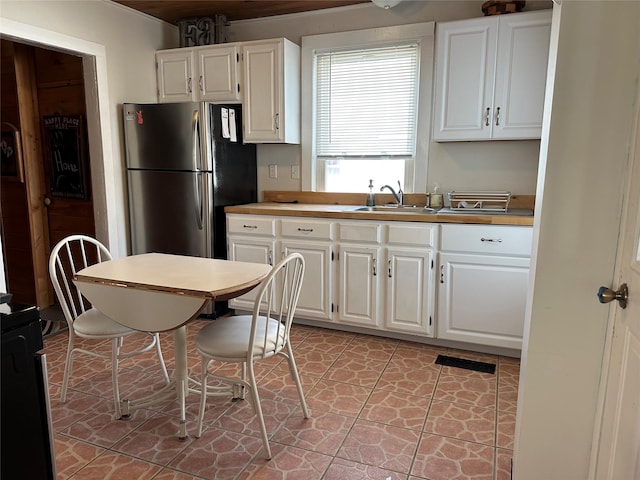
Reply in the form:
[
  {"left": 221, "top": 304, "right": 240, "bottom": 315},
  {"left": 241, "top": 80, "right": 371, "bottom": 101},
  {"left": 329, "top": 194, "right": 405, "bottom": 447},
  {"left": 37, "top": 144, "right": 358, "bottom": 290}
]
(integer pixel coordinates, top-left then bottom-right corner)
[{"left": 72, "top": 252, "right": 271, "bottom": 439}]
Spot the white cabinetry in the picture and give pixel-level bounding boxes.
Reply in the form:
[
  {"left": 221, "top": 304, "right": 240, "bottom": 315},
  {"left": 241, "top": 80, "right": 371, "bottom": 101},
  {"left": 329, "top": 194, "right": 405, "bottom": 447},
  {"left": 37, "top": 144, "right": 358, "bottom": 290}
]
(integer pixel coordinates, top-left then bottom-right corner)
[
  {"left": 433, "top": 10, "right": 551, "bottom": 141},
  {"left": 227, "top": 215, "right": 276, "bottom": 310},
  {"left": 242, "top": 38, "right": 300, "bottom": 144},
  {"left": 384, "top": 224, "right": 437, "bottom": 337},
  {"left": 336, "top": 222, "right": 382, "bottom": 329},
  {"left": 157, "top": 44, "right": 241, "bottom": 103},
  {"left": 280, "top": 218, "right": 333, "bottom": 321},
  {"left": 437, "top": 224, "right": 532, "bottom": 349}
]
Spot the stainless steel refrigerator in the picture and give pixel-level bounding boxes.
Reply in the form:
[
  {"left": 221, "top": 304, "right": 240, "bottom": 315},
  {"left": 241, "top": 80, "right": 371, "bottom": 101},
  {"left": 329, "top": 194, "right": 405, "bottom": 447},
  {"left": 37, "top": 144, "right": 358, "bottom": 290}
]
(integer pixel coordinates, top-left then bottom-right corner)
[{"left": 122, "top": 102, "right": 257, "bottom": 316}]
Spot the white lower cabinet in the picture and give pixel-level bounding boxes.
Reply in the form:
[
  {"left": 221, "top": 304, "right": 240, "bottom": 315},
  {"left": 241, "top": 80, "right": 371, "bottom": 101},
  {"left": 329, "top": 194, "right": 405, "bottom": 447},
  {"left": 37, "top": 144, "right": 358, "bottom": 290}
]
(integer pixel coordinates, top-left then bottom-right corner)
[
  {"left": 280, "top": 218, "right": 333, "bottom": 321},
  {"left": 384, "top": 223, "right": 437, "bottom": 336},
  {"left": 437, "top": 224, "right": 532, "bottom": 350},
  {"left": 335, "top": 222, "right": 382, "bottom": 329},
  {"left": 226, "top": 214, "right": 531, "bottom": 349},
  {"left": 227, "top": 215, "right": 276, "bottom": 310}
]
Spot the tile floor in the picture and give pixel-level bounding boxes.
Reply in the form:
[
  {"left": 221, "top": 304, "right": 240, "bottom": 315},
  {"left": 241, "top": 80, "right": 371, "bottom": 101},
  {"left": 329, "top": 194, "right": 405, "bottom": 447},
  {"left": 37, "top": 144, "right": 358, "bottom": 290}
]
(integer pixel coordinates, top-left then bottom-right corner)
[{"left": 44, "top": 320, "right": 519, "bottom": 479}]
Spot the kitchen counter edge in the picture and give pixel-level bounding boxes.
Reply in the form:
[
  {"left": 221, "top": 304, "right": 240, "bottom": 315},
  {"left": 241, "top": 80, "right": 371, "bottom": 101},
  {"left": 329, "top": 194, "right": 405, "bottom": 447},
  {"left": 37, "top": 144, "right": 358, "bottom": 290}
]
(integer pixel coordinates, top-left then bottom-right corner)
[{"left": 225, "top": 203, "right": 534, "bottom": 226}]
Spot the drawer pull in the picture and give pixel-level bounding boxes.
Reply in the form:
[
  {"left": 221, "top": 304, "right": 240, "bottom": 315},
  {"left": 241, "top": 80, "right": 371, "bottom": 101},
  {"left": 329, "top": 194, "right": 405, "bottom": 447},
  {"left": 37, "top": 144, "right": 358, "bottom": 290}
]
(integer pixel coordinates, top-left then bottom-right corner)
[
  {"left": 297, "top": 228, "right": 314, "bottom": 233},
  {"left": 481, "top": 237, "right": 503, "bottom": 243},
  {"left": 243, "top": 224, "right": 258, "bottom": 229}
]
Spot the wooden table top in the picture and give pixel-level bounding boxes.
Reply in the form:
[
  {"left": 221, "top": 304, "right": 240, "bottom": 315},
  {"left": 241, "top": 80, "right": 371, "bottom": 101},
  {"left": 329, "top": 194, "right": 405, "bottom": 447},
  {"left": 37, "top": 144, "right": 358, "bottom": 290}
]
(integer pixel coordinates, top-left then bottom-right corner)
[{"left": 74, "top": 253, "right": 272, "bottom": 299}]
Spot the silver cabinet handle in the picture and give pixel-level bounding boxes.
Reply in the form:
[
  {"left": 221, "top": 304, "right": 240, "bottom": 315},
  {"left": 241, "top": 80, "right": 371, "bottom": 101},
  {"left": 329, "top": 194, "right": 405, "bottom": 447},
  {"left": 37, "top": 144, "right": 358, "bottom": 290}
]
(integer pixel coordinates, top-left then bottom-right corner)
[
  {"left": 268, "top": 250, "right": 273, "bottom": 265},
  {"left": 297, "top": 228, "right": 313, "bottom": 233},
  {"left": 388, "top": 259, "right": 392, "bottom": 278},
  {"left": 481, "top": 237, "right": 503, "bottom": 243},
  {"left": 274, "top": 113, "right": 280, "bottom": 130},
  {"left": 187, "top": 77, "right": 192, "bottom": 93},
  {"left": 495, "top": 106, "right": 501, "bottom": 126},
  {"left": 372, "top": 258, "right": 377, "bottom": 276},
  {"left": 243, "top": 224, "right": 258, "bottom": 229},
  {"left": 484, "top": 107, "right": 491, "bottom": 126},
  {"left": 440, "top": 265, "right": 444, "bottom": 284},
  {"left": 199, "top": 75, "right": 204, "bottom": 93}
]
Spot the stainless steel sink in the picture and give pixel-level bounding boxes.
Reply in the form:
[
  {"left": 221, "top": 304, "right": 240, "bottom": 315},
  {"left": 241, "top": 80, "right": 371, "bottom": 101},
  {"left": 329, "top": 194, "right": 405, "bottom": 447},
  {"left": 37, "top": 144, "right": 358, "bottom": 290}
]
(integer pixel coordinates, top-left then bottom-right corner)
[{"left": 355, "top": 205, "right": 438, "bottom": 214}]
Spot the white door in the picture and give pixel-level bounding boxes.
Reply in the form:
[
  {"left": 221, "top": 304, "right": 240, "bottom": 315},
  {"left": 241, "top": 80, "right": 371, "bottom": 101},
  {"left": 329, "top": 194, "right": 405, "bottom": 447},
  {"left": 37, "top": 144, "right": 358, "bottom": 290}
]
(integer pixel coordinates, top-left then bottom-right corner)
[
  {"left": 337, "top": 245, "right": 380, "bottom": 328},
  {"left": 282, "top": 241, "right": 332, "bottom": 320},
  {"left": 156, "top": 49, "right": 194, "bottom": 103},
  {"left": 198, "top": 45, "right": 241, "bottom": 102},
  {"left": 593, "top": 100, "right": 640, "bottom": 478},
  {"left": 228, "top": 236, "right": 275, "bottom": 310}
]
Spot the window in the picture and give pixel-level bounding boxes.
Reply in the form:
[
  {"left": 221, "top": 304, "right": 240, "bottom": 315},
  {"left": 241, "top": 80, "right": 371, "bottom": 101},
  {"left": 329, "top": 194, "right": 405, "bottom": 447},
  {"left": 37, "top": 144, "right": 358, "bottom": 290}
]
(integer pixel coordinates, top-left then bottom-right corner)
[
  {"left": 301, "top": 23, "right": 435, "bottom": 193},
  {"left": 315, "top": 44, "right": 418, "bottom": 192}
]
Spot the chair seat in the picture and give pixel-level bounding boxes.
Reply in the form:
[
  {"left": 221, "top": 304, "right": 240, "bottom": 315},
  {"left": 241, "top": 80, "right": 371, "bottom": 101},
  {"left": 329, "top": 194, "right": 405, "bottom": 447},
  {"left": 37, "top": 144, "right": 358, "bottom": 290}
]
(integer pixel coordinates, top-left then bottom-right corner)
[
  {"left": 73, "top": 308, "right": 134, "bottom": 338},
  {"left": 196, "top": 315, "right": 286, "bottom": 360}
]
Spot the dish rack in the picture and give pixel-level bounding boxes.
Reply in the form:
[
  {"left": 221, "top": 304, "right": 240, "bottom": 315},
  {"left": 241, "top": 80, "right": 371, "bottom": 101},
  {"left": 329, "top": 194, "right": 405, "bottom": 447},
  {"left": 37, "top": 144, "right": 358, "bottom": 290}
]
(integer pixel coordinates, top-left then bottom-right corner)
[{"left": 445, "top": 191, "right": 511, "bottom": 212}]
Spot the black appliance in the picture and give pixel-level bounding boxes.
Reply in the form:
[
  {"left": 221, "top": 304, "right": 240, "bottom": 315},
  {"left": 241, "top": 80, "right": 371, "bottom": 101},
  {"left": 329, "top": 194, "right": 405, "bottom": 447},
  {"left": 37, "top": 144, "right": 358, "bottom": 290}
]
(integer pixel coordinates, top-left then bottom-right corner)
[{"left": 1, "top": 301, "right": 56, "bottom": 479}]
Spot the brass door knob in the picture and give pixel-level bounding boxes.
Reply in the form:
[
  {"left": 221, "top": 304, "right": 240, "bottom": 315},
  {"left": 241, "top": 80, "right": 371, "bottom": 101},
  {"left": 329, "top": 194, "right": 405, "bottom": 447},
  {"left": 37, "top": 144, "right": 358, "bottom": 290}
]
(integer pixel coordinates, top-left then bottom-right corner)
[{"left": 597, "top": 284, "right": 628, "bottom": 309}]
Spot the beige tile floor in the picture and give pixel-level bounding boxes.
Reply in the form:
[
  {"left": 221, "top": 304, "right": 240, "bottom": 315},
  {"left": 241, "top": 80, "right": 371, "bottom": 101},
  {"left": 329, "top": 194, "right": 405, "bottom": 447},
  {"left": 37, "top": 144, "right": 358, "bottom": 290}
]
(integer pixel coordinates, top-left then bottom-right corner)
[{"left": 44, "top": 320, "right": 519, "bottom": 479}]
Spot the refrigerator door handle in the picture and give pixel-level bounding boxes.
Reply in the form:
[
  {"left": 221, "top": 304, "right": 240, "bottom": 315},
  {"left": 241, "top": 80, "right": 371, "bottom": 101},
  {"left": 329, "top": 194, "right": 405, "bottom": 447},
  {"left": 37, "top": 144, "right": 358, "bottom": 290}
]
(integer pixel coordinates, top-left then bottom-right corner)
[{"left": 192, "top": 109, "right": 204, "bottom": 230}]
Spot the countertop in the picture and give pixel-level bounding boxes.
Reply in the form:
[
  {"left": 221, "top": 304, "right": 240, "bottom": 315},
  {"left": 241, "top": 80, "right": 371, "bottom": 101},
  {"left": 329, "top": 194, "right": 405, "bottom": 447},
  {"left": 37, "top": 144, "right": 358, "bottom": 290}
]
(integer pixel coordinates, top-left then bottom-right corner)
[{"left": 225, "top": 202, "right": 535, "bottom": 226}]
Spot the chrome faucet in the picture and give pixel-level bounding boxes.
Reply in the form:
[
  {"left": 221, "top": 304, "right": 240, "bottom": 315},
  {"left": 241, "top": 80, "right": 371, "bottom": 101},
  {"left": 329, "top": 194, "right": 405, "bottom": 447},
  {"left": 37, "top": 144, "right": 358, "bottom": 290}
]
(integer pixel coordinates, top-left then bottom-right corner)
[{"left": 380, "top": 181, "right": 403, "bottom": 206}]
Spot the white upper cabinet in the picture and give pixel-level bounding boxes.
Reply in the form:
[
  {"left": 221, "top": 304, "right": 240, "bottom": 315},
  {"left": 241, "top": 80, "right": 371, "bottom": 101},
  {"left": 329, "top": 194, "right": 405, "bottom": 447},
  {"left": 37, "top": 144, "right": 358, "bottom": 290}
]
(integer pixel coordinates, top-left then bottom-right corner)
[
  {"left": 433, "top": 10, "right": 552, "bottom": 141},
  {"left": 157, "top": 44, "right": 241, "bottom": 103},
  {"left": 156, "top": 49, "right": 195, "bottom": 103},
  {"left": 242, "top": 38, "right": 300, "bottom": 144}
]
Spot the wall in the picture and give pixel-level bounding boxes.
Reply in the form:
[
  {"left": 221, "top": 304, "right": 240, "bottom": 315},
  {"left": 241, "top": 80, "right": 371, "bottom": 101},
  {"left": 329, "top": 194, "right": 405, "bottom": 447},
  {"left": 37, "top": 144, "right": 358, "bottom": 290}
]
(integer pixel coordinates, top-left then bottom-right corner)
[
  {"left": 516, "top": 2, "right": 640, "bottom": 478},
  {"left": 225, "top": 0, "right": 552, "bottom": 197},
  {"left": 0, "top": 0, "right": 175, "bottom": 257}
]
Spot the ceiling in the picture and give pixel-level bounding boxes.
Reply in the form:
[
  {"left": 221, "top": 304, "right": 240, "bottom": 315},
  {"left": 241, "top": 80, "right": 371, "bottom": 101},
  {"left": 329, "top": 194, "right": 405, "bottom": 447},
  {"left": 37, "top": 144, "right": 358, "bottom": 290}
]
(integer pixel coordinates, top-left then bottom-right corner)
[{"left": 113, "top": 1, "right": 371, "bottom": 24}]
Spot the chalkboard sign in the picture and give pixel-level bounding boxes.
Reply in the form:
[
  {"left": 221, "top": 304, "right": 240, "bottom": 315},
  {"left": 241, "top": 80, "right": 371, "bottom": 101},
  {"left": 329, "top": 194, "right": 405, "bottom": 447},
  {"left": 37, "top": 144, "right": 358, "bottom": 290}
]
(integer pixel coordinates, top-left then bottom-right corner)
[{"left": 43, "top": 115, "right": 88, "bottom": 199}]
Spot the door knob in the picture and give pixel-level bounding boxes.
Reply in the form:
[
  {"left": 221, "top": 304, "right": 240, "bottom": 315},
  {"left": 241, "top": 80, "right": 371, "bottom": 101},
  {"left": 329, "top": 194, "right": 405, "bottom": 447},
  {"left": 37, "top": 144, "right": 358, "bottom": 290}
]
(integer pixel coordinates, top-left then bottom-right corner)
[
  {"left": 597, "top": 283, "right": 628, "bottom": 309},
  {"left": 43, "top": 197, "right": 52, "bottom": 206}
]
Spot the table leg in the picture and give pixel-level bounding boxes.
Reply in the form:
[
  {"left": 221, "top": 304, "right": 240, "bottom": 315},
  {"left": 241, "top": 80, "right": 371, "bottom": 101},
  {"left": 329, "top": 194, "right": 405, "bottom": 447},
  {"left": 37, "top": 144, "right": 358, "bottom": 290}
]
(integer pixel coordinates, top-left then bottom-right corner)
[{"left": 174, "top": 326, "right": 189, "bottom": 440}]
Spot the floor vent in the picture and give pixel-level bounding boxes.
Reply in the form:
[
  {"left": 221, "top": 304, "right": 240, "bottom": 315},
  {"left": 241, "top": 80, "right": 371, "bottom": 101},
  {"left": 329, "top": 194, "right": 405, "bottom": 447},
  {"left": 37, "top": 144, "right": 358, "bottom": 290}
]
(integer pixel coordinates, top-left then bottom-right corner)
[{"left": 435, "top": 354, "right": 496, "bottom": 374}]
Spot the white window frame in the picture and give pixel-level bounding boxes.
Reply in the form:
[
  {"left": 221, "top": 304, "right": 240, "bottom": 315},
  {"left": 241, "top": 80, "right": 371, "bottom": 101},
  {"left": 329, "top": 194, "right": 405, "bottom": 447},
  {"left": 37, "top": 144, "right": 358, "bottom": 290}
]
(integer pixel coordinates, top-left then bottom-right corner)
[{"left": 301, "top": 22, "right": 435, "bottom": 193}]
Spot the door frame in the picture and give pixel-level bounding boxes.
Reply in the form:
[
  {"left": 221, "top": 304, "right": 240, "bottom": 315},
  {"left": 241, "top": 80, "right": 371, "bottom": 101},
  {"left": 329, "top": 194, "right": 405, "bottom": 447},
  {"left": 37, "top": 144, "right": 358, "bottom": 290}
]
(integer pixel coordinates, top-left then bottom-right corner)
[
  {"left": 1, "top": 18, "right": 119, "bottom": 253},
  {"left": 0, "top": 18, "right": 121, "bottom": 298}
]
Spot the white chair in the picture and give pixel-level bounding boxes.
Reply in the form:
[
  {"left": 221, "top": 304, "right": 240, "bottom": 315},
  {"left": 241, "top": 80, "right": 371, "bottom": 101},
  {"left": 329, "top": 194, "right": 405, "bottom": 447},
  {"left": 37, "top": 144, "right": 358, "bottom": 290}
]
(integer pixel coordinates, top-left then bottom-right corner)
[
  {"left": 49, "top": 234, "right": 169, "bottom": 419},
  {"left": 194, "top": 252, "right": 310, "bottom": 459}
]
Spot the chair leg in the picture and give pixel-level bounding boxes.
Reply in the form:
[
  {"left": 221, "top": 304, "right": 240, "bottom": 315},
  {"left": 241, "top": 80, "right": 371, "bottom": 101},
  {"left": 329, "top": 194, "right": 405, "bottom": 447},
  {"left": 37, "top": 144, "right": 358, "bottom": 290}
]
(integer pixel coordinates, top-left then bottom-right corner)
[
  {"left": 247, "top": 361, "right": 271, "bottom": 460},
  {"left": 60, "top": 333, "right": 75, "bottom": 403},
  {"left": 153, "top": 333, "right": 170, "bottom": 384},
  {"left": 286, "top": 346, "right": 310, "bottom": 419},
  {"left": 111, "top": 337, "right": 123, "bottom": 420},
  {"left": 196, "top": 356, "right": 209, "bottom": 438}
]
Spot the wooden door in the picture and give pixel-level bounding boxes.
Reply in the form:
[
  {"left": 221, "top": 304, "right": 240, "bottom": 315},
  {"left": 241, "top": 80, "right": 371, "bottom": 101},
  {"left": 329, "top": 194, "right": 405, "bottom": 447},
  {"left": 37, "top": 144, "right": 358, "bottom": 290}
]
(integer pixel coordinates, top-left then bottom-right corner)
[{"left": 0, "top": 41, "right": 94, "bottom": 306}]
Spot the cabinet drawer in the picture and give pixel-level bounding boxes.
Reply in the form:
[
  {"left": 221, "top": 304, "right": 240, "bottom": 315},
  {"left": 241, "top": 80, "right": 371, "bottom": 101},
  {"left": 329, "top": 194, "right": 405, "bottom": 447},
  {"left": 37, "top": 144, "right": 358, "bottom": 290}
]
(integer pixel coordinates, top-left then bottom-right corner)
[
  {"left": 338, "top": 222, "right": 381, "bottom": 243},
  {"left": 441, "top": 224, "right": 532, "bottom": 256},
  {"left": 387, "top": 224, "right": 437, "bottom": 248},
  {"left": 227, "top": 216, "right": 276, "bottom": 236},
  {"left": 281, "top": 219, "right": 333, "bottom": 240}
]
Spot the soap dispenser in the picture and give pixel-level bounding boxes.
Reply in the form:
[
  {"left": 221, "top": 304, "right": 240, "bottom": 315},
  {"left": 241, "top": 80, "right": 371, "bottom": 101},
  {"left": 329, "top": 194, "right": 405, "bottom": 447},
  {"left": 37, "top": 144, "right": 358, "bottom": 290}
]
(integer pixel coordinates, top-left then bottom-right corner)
[{"left": 367, "top": 179, "right": 375, "bottom": 206}]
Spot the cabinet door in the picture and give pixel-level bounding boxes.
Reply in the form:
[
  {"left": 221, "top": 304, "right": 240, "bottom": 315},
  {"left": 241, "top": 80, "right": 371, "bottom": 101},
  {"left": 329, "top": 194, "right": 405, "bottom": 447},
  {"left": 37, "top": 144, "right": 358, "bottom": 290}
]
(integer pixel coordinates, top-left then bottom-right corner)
[
  {"left": 337, "top": 245, "right": 380, "bottom": 328},
  {"left": 197, "top": 45, "right": 241, "bottom": 102},
  {"left": 282, "top": 241, "right": 332, "bottom": 321},
  {"left": 156, "top": 50, "right": 195, "bottom": 103},
  {"left": 433, "top": 17, "right": 498, "bottom": 141},
  {"left": 437, "top": 252, "right": 530, "bottom": 350},
  {"left": 242, "top": 40, "right": 282, "bottom": 142},
  {"left": 492, "top": 10, "right": 552, "bottom": 139},
  {"left": 385, "top": 247, "right": 434, "bottom": 336},
  {"left": 228, "top": 235, "right": 275, "bottom": 310}
]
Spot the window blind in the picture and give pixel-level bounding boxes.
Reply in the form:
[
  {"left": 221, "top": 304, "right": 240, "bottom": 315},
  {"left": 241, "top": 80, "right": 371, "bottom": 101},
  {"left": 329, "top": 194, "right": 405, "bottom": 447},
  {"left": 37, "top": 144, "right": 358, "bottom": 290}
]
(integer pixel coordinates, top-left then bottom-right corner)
[{"left": 315, "top": 43, "right": 419, "bottom": 158}]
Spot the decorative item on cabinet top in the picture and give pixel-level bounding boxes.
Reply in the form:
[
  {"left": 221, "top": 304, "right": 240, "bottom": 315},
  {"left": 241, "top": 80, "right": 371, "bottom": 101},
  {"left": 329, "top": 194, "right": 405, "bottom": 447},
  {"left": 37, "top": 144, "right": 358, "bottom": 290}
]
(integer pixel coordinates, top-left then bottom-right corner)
[
  {"left": 178, "top": 14, "right": 228, "bottom": 47},
  {"left": 481, "top": 0, "right": 526, "bottom": 15}
]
